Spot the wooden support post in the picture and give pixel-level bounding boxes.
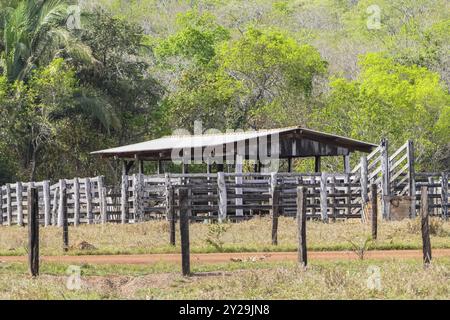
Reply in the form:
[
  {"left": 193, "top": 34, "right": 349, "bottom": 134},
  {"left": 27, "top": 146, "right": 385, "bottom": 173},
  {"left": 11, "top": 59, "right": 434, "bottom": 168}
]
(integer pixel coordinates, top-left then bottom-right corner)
[
  {"left": 217, "top": 172, "right": 227, "bottom": 222},
  {"left": 344, "top": 155, "right": 351, "bottom": 173},
  {"left": 271, "top": 185, "right": 280, "bottom": 246},
  {"left": 314, "top": 156, "right": 321, "bottom": 173},
  {"left": 157, "top": 160, "right": 163, "bottom": 174},
  {"left": 133, "top": 174, "right": 143, "bottom": 222},
  {"left": 320, "top": 172, "right": 328, "bottom": 222},
  {"left": 16, "top": 182, "right": 23, "bottom": 226},
  {"left": 370, "top": 184, "right": 378, "bottom": 240},
  {"left": 85, "top": 178, "right": 93, "bottom": 224},
  {"left": 421, "top": 186, "right": 432, "bottom": 267},
  {"left": 51, "top": 186, "right": 58, "bottom": 226},
  {"left": 287, "top": 157, "right": 293, "bottom": 173},
  {"left": 121, "top": 175, "right": 128, "bottom": 224},
  {"left": 139, "top": 160, "right": 144, "bottom": 174},
  {"left": 28, "top": 187, "right": 39, "bottom": 277},
  {"left": 381, "top": 138, "right": 390, "bottom": 219},
  {"left": 297, "top": 186, "right": 307, "bottom": 267},
  {"left": 62, "top": 187, "right": 69, "bottom": 252},
  {"left": 43, "top": 180, "right": 51, "bottom": 227},
  {"left": 6, "top": 184, "right": 12, "bottom": 226},
  {"left": 179, "top": 188, "right": 190, "bottom": 276},
  {"left": 441, "top": 172, "right": 448, "bottom": 219},
  {"left": 407, "top": 140, "right": 416, "bottom": 218},
  {"left": 98, "top": 176, "right": 107, "bottom": 224},
  {"left": 182, "top": 163, "right": 189, "bottom": 174},
  {"left": 73, "top": 178, "right": 80, "bottom": 227},
  {"left": 57, "top": 179, "right": 66, "bottom": 227},
  {"left": 235, "top": 154, "right": 243, "bottom": 216},
  {"left": 167, "top": 185, "right": 175, "bottom": 246}
]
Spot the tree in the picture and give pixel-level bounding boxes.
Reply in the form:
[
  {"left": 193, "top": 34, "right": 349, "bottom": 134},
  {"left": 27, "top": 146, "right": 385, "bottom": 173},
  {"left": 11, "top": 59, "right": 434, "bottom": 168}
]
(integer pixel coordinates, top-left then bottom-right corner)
[
  {"left": 79, "top": 10, "right": 164, "bottom": 143},
  {"left": 216, "top": 27, "right": 327, "bottom": 129},
  {"left": 2, "top": 58, "right": 78, "bottom": 180},
  {"left": 0, "top": 0, "right": 94, "bottom": 82},
  {"left": 318, "top": 53, "right": 449, "bottom": 170}
]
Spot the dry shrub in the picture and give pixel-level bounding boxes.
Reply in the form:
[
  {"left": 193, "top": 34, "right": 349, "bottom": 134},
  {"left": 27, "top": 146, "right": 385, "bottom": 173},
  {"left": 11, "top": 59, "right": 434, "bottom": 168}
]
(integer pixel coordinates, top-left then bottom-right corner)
[{"left": 407, "top": 217, "right": 445, "bottom": 236}]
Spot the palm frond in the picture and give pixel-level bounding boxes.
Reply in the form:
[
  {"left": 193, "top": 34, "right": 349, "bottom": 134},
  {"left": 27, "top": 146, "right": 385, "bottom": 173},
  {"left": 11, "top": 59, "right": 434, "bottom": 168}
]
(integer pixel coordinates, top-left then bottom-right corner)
[{"left": 74, "top": 91, "right": 121, "bottom": 131}]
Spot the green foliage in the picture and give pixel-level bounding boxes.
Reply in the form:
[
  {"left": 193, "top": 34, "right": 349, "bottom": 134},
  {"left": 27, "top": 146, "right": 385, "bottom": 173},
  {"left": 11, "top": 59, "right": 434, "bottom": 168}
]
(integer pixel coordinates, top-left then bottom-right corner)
[
  {"left": 205, "top": 223, "right": 231, "bottom": 252},
  {"left": 216, "top": 27, "right": 327, "bottom": 128},
  {"left": 318, "top": 53, "right": 449, "bottom": 170},
  {"left": 155, "top": 10, "right": 230, "bottom": 65}
]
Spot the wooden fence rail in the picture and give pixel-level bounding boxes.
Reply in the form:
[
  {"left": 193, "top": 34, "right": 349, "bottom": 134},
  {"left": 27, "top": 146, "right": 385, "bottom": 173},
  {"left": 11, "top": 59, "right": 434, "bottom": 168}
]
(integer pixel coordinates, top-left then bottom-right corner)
[{"left": 1, "top": 170, "right": 448, "bottom": 226}]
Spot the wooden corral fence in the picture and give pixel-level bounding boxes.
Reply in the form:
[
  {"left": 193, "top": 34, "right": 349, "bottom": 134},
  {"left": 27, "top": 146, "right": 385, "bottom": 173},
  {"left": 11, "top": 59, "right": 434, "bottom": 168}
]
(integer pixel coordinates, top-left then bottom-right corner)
[{"left": 1, "top": 140, "right": 448, "bottom": 226}]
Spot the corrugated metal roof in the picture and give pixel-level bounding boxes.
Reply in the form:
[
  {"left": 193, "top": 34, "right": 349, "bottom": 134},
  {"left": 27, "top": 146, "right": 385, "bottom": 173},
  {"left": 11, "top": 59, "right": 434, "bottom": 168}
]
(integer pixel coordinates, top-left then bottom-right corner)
[{"left": 91, "top": 126, "right": 377, "bottom": 157}]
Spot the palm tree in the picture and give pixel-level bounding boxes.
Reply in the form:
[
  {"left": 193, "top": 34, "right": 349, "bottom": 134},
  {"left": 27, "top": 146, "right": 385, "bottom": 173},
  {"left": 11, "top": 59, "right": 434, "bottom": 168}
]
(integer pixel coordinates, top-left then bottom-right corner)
[
  {"left": 0, "top": 0, "right": 120, "bottom": 131},
  {"left": 0, "top": 0, "right": 95, "bottom": 81}
]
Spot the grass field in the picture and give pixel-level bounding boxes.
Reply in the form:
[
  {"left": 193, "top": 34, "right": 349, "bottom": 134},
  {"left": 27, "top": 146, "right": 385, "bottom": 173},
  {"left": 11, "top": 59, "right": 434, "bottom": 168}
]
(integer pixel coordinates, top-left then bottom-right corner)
[
  {"left": 0, "top": 258, "right": 449, "bottom": 299},
  {"left": 0, "top": 217, "right": 449, "bottom": 256}
]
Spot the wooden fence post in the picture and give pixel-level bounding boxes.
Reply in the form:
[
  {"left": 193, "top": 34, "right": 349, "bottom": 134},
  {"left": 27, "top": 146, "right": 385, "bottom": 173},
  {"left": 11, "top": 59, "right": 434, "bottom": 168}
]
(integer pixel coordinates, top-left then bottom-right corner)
[
  {"left": 217, "top": 172, "right": 227, "bottom": 223},
  {"left": 167, "top": 185, "right": 176, "bottom": 246},
  {"left": 330, "top": 176, "right": 336, "bottom": 219},
  {"left": 121, "top": 175, "right": 129, "bottom": 224},
  {"left": 407, "top": 140, "right": 416, "bottom": 218},
  {"left": 361, "top": 156, "right": 369, "bottom": 204},
  {"left": 85, "top": 178, "right": 93, "bottom": 224},
  {"left": 16, "top": 182, "right": 23, "bottom": 226},
  {"left": 133, "top": 174, "right": 144, "bottom": 222},
  {"left": 235, "top": 154, "right": 243, "bottom": 216},
  {"left": 441, "top": 172, "right": 448, "bottom": 219},
  {"left": 320, "top": 172, "right": 328, "bottom": 222},
  {"left": 62, "top": 187, "right": 69, "bottom": 252},
  {"left": 297, "top": 186, "right": 307, "bottom": 267},
  {"left": 179, "top": 188, "right": 190, "bottom": 276},
  {"left": 98, "top": 176, "right": 107, "bottom": 224},
  {"left": 28, "top": 187, "right": 39, "bottom": 277},
  {"left": 73, "top": 178, "right": 80, "bottom": 226},
  {"left": 381, "top": 138, "right": 391, "bottom": 219},
  {"left": 428, "top": 177, "right": 435, "bottom": 216},
  {"left": 43, "top": 180, "right": 51, "bottom": 227},
  {"left": 57, "top": 179, "right": 66, "bottom": 227},
  {"left": 361, "top": 156, "right": 369, "bottom": 223},
  {"left": 370, "top": 184, "right": 378, "bottom": 240},
  {"left": 421, "top": 186, "right": 432, "bottom": 267},
  {"left": 0, "top": 187, "right": 3, "bottom": 225},
  {"left": 6, "top": 184, "right": 12, "bottom": 226},
  {"left": 51, "top": 186, "right": 58, "bottom": 226},
  {"left": 271, "top": 185, "right": 280, "bottom": 246}
]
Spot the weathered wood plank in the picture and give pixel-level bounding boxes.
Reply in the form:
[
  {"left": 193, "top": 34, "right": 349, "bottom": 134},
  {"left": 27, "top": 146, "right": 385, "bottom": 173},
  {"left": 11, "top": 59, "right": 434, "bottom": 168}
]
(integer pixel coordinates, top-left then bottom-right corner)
[
  {"left": 297, "top": 186, "right": 307, "bottom": 267},
  {"left": 217, "top": 172, "right": 227, "bottom": 222},
  {"left": 43, "top": 180, "right": 51, "bottom": 227},
  {"left": 28, "top": 187, "right": 39, "bottom": 276},
  {"left": 57, "top": 179, "right": 66, "bottom": 227},
  {"left": 421, "top": 186, "right": 431, "bottom": 267},
  {"left": 73, "top": 178, "right": 80, "bottom": 226}
]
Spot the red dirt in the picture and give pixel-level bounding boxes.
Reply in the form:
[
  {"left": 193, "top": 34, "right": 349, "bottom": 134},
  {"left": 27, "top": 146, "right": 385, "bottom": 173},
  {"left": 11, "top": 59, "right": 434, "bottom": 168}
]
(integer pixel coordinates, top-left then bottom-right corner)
[{"left": 1, "top": 249, "right": 450, "bottom": 265}]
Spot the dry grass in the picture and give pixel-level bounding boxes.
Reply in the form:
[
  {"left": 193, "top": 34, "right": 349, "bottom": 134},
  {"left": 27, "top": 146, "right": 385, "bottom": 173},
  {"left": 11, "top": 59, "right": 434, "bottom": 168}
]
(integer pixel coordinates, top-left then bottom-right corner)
[
  {"left": 0, "top": 217, "right": 449, "bottom": 256},
  {"left": 0, "top": 258, "right": 449, "bottom": 299}
]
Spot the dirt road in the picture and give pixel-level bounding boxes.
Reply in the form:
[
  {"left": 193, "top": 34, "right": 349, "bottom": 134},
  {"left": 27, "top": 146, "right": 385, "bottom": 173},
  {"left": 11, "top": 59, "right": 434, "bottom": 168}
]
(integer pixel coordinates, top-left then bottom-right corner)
[{"left": 1, "top": 249, "right": 450, "bottom": 265}]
